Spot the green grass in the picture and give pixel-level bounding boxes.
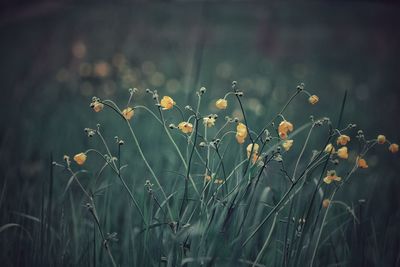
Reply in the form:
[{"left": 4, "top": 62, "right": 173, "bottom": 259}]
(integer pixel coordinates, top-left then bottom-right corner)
[{"left": 2, "top": 81, "right": 393, "bottom": 266}]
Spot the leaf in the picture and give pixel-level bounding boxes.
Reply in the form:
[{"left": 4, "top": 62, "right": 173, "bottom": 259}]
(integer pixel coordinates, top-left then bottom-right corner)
[
  {"left": 0, "top": 223, "right": 33, "bottom": 241},
  {"left": 0, "top": 223, "right": 21, "bottom": 233},
  {"left": 12, "top": 212, "right": 40, "bottom": 222}
]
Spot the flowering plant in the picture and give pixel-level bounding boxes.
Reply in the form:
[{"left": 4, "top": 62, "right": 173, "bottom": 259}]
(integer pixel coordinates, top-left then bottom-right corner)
[{"left": 55, "top": 81, "right": 398, "bottom": 267}]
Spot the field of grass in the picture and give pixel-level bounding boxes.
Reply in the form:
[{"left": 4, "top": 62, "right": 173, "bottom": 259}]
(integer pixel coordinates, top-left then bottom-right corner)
[{"left": 1, "top": 2, "right": 400, "bottom": 267}]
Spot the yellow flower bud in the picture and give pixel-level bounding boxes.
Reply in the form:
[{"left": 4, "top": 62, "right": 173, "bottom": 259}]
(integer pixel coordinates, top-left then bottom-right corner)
[
  {"left": 236, "top": 123, "right": 248, "bottom": 144},
  {"left": 357, "top": 157, "right": 368, "bottom": 169},
  {"left": 322, "top": 199, "right": 330, "bottom": 208},
  {"left": 389, "top": 143, "right": 399, "bottom": 153},
  {"left": 73, "top": 153, "right": 87, "bottom": 165},
  {"left": 337, "top": 135, "right": 350, "bottom": 146},
  {"left": 203, "top": 117, "right": 216, "bottom": 128},
  {"left": 246, "top": 143, "right": 259, "bottom": 158},
  {"left": 236, "top": 134, "right": 245, "bottom": 144},
  {"left": 178, "top": 122, "right": 193, "bottom": 134},
  {"left": 122, "top": 107, "right": 134, "bottom": 120},
  {"left": 215, "top": 98, "right": 228, "bottom": 110},
  {"left": 91, "top": 101, "right": 104, "bottom": 112},
  {"left": 237, "top": 123, "right": 247, "bottom": 138},
  {"left": 282, "top": 139, "right": 294, "bottom": 151},
  {"left": 377, "top": 135, "right": 386, "bottom": 144},
  {"left": 324, "top": 143, "right": 336, "bottom": 154},
  {"left": 278, "top": 120, "right": 293, "bottom": 140},
  {"left": 308, "top": 95, "right": 319, "bottom": 105},
  {"left": 337, "top": 146, "right": 348, "bottom": 159},
  {"left": 160, "top": 96, "right": 175, "bottom": 110},
  {"left": 323, "top": 170, "right": 342, "bottom": 184}
]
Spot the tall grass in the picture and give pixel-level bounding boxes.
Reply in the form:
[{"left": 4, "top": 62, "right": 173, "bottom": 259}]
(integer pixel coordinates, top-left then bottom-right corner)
[{"left": 2, "top": 81, "right": 399, "bottom": 266}]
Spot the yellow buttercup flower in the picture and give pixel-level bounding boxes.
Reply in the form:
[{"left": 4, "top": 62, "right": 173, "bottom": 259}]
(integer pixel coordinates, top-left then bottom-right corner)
[
  {"left": 122, "top": 107, "right": 134, "bottom": 120},
  {"left": 160, "top": 96, "right": 175, "bottom": 110},
  {"left": 251, "top": 153, "right": 261, "bottom": 164},
  {"left": 246, "top": 143, "right": 260, "bottom": 163},
  {"left": 323, "top": 170, "right": 342, "bottom": 184},
  {"left": 337, "top": 146, "right": 348, "bottom": 159},
  {"left": 178, "top": 122, "right": 193, "bottom": 134},
  {"left": 90, "top": 101, "right": 104, "bottom": 112},
  {"left": 377, "top": 135, "right": 386, "bottom": 144},
  {"left": 278, "top": 120, "right": 293, "bottom": 140},
  {"left": 246, "top": 143, "right": 259, "bottom": 158},
  {"left": 282, "top": 140, "right": 294, "bottom": 151},
  {"left": 389, "top": 143, "right": 399, "bottom": 153},
  {"left": 236, "top": 135, "right": 245, "bottom": 144},
  {"left": 324, "top": 143, "right": 336, "bottom": 154},
  {"left": 357, "top": 157, "right": 368, "bottom": 169},
  {"left": 237, "top": 123, "right": 247, "bottom": 136},
  {"left": 203, "top": 116, "right": 216, "bottom": 128},
  {"left": 73, "top": 153, "right": 87, "bottom": 165},
  {"left": 236, "top": 123, "right": 248, "bottom": 144},
  {"left": 279, "top": 131, "right": 288, "bottom": 139},
  {"left": 322, "top": 199, "right": 330, "bottom": 208},
  {"left": 337, "top": 134, "right": 350, "bottom": 146},
  {"left": 215, "top": 99, "right": 228, "bottom": 110},
  {"left": 308, "top": 95, "right": 319, "bottom": 105}
]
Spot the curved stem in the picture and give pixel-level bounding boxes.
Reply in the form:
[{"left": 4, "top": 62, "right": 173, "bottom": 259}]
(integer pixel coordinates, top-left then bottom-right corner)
[
  {"left": 309, "top": 163, "right": 358, "bottom": 266},
  {"left": 134, "top": 105, "right": 163, "bottom": 125},
  {"left": 158, "top": 107, "right": 200, "bottom": 196},
  {"left": 96, "top": 130, "right": 146, "bottom": 225},
  {"left": 103, "top": 100, "right": 174, "bottom": 221},
  {"left": 126, "top": 121, "right": 174, "bottom": 221}
]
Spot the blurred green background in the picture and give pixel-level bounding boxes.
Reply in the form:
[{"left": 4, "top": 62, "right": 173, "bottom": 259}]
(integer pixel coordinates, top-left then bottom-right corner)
[{"left": 1, "top": 1, "right": 400, "bottom": 266}]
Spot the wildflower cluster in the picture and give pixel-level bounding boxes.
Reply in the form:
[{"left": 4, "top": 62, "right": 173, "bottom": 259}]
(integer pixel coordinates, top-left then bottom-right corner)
[{"left": 56, "top": 80, "right": 398, "bottom": 267}]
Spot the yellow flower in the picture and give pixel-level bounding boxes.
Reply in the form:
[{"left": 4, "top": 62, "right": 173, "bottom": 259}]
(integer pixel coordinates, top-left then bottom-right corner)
[
  {"left": 278, "top": 120, "right": 293, "bottom": 140},
  {"left": 282, "top": 140, "right": 294, "bottom": 151},
  {"left": 279, "top": 131, "right": 288, "bottom": 139},
  {"left": 90, "top": 101, "right": 104, "bottom": 112},
  {"left": 205, "top": 175, "right": 212, "bottom": 182},
  {"left": 236, "top": 123, "right": 248, "bottom": 144},
  {"left": 203, "top": 116, "right": 216, "bottom": 128},
  {"left": 322, "top": 199, "right": 330, "bottom": 208},
  {"left": 251, "top": 153, "right": 261, "bottom": 164},
  {"left": 377, "top": 135, "right": 386, "bottom": 144},
  {"left": 215, "top": 98, "right": 228, "bottom": 110},
  {"left": 237, "top": 123, "right": 247, "bottom": 136},
  {"left": 308, "top": 95, "right": 319, "bottom": 105},
  {"left": 160, "top": 96, "right": 175, "bottom": 110},
  {"left": 236, "top": 135, "right": 246, "bottom": 144},
  {"left": 246, "top": 143, "right": 259, "bottom": 158},
  {"left": 122, "top": 107, "right": 134, "bottom": 120},
  {"left": 337, "top": 146, "right": 348, "bottom": 159},
  {"left": 324, "top": 143, "right": 336, "bottom": 154},
  {"left": 73, "top": 153, "right": 87, "bottom": 165},
  {"left": 357, "top": 157, "right": 368, "bottom": 169},
  {"left": 178, "top": 122, "right": 193, "bottom": 134},
  {"left": 389, "top": 143, "right": 399, "bottom": 153},
  {"left": 247, "top": 143, "right": 260, "bottom": 163},
  {"left": 214, "top": 179, "right": 224, "bottom": 184},
  {"left": 323, "top": 170, "right": 342, "bottom": 184},
  {"left": 337, "top": 134, "right": 350, "bottom": 146}
]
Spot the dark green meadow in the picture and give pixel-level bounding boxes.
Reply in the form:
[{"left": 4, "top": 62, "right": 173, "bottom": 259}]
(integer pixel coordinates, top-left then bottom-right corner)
[{"left": 0, "top": 2, "right": 400, "bottom": 266}]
